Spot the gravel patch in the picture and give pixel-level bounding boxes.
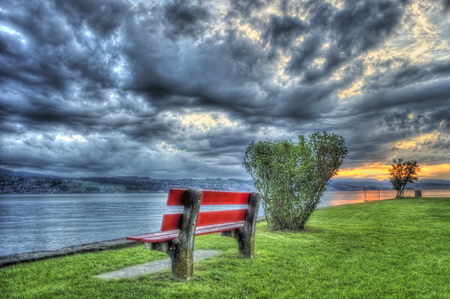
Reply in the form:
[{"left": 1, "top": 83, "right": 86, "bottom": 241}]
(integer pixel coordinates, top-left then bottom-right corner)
[{"left": 97, "top": 250, "right": 222, "bottom": 279}]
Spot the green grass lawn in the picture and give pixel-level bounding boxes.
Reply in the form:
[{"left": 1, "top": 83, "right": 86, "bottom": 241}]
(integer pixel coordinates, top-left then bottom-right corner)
[{"left": 1, "top": 197, "right": 449, "bottom": 298}]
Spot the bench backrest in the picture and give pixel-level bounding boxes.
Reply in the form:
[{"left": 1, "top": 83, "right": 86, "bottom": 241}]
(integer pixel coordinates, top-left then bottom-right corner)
[{"left": 161, "top": 189, "right": 252, "bottom": 231}]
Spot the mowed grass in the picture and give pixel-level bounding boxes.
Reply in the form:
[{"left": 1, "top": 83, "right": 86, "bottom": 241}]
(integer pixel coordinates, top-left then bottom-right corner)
[{"left": 1, "top": 197, "right": 449, "bottom": 298}]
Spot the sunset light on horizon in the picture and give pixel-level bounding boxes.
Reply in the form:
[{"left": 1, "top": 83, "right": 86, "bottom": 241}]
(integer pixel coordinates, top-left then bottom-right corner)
[{"left": 337, "top": 163, "right": 450, "bottom": 181}]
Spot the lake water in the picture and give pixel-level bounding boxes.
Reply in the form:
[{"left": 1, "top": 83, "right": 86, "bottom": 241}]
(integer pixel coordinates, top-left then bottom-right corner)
[{"left": 1, "top": 190, "right": 448, "bottom": 257}]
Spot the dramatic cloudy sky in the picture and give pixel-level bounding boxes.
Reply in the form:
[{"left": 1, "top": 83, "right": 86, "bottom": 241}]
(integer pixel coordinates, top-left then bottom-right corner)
[{"left": 2, "top": 0, "right": 450, "bottom": 180}]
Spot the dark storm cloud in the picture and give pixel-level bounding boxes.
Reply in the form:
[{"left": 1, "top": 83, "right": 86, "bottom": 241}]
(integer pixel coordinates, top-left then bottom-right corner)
[
  {"left": 1, "top": 0, "right": 401, "bottom": 126},
  {"left": 1, "top": 0, "right": 450, "bottom": 178},
  {"left": 0, "top": 0, "right": 120, "bottom": 98},
  {"left": 328, "top": 75, "right": 450, "bottom": 161},
  {"left": 262, "top": 15, "right": 306, "bottom": 48},
  {"left": 163, "top": 0, "right": 211, "bottom": 39},
  {"left": 53, "top": 0, "right": 131, "bottom": 37},
  {"left": 443, "top": 0, "right": 450, "bottom": 12},
  {"left": 382, "top": 108, "right": 450, "bottom": 134},
  {"left": 123, "top": 26, "right": 276, "bottom": 116},
  {"left": 227, "top": 0, "right": 267, "bottom": 19},
  {"left": 362, "top": 60, "right": 450, "bottom": 93},
  {"left": 382, "top": 111, "right": 423, "bottom": 132},
  {"left": 360, "top": 77, "right": 450, "bottom": 114},
  {"left": 287, "top": 0, "right": 402, "bottom": 83},
  {"left": 331, "top": 78, "right": 450, "bottom": 167}
]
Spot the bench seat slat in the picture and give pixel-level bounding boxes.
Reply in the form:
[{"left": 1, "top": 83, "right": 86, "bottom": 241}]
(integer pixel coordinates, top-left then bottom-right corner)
[
  {"left": 132, "top": 222, "right": 245, "bottom": 243},
  {"left": 141, "top": 233, "right": 180, "bottom": 243},
  {"left": 126, "top": 229, "right": 180, "bottom": 241}
]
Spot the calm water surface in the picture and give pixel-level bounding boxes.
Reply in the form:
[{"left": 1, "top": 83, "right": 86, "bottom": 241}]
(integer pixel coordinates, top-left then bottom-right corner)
[{"left": 0, "top": 190, "right": 446, "bottom": 257}]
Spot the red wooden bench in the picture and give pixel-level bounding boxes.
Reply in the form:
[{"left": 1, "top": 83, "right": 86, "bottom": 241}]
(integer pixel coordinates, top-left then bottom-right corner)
[{"left": 126, "top": 188, "right": 260, "bottom": 281}]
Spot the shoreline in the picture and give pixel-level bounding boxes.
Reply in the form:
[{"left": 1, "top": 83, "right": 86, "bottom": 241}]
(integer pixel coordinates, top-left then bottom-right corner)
[
  {"left": 0, "top": 216, "right": 267, "bottom": 268},
  {"left": 0, "top": 237, "right": 141, "bottom": 268}
]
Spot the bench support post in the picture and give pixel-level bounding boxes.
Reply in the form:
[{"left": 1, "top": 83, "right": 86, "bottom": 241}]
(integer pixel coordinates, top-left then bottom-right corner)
[
  {"left": 170, "top": 189, "right": 202, "bottom": 281},
  {"left": 219, "top": 192, "right": 260, "bottom": 258},
  {"left": 147, "top": 189, "right": 202, "bottom": 281}
]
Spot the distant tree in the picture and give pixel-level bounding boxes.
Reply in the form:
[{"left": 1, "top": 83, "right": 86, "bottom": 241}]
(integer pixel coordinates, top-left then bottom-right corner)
[
  {"left": 389, "top": 159, "right": 420, "bottom": 198},
  {"left": 242, "top": 132, "right": 348, "bottom": 230}
]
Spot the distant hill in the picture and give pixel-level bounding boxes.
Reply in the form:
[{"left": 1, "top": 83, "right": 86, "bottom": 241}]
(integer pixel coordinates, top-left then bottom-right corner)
[
  {"left": 330, "top": 179, "right": 388, "bottom": 185},
  {"left": 1, "top": 165, "right": 450, "bottom": 190},
  {"left": 415, "top": 179, "right": 450, "bottom": 184},
  {"left": 329, "top": 178, "right": 450, "bottom": 191},
  {"left": 0, "top": 167, "right": 57, "bottom": 178},
  {"left": 329, "top": 179, "right": 391, "bottom": 191}
]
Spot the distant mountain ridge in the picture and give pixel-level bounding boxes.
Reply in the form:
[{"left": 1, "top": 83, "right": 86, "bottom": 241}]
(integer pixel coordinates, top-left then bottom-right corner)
[
  {"left": 0, "top": 167, "right": 57, "bottom": 178},
  {"left": 1, "top": 166, "right": 450, "bottom": 190},
  {"left": 329, "top": 178, "right": 450, "bottom": 191}
]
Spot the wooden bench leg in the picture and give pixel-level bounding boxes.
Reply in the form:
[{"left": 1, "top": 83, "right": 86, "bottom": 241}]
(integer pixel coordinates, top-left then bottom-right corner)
[
  {"left": 145, "top": 189, "right": 202, "bottom": 281},
  {"left": 219, "top": 192, "right": 260, "bottom": 258}
]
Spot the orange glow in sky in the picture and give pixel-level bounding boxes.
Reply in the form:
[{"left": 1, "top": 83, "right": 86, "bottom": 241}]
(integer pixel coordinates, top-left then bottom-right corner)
[
  {"left": 337, "top": 163, "right": 390, "bottom": 180},
  {"left": 337, "top": 163, "right": 450, "bottom": 181}
]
